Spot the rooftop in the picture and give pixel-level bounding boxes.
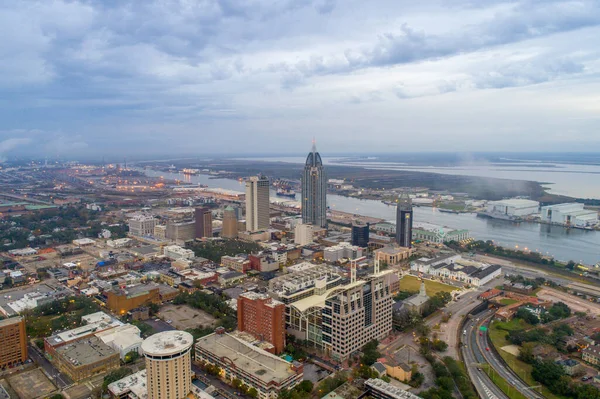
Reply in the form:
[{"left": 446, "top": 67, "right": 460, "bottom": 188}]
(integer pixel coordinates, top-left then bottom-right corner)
[
  {"left": 470, "top": 264, "right": 502, "bottom": 279},
  {"left": 489, "top": 199, "right": 539, "bottom": 207},
  {"left": 56, "top": 336, "right": 117, "bottom": 366},
  {"left": 196, "top": 332, "right": 300, "bottom": 384},
  {"left": 0, "top": 316, "right": 23, "bottom": 328},
  {"left": 141, "top": 331, "right": 194, "bottom": 356},
  {"left": 47, "top": 313, "right": 123, "bottom": 347},
  {"left": 365, "top": 378, "right": 422, "bottom": 399},
  {"left": 108, "top": 369, "right": 147, "bottom": 398}
]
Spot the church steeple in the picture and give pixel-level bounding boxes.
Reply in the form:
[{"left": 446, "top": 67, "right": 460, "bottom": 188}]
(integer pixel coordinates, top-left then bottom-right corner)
[{"left": 419, "top": 280, "right": 426, "bottom": 297}]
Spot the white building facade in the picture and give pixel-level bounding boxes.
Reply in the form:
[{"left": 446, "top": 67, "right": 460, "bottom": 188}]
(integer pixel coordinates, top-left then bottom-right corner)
[
  {"left": 246, "top": 176, "right": 270, "bottom": 232},
  {"left": 486, "top": 199, "right": 539, "bottom": 217},
  {"left": 163, "top": 245, "right": 195, "bottom": 261},
  {"left": 541, "top": 203, "right": 598, "bottom": 228}
]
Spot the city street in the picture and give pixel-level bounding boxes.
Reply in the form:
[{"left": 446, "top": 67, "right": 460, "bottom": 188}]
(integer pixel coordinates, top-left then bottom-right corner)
[
  {"left": 462, "top": 313, "right": 507, "bottom": 399},
  {"left": 475, "top": 312, "right": 544, "bottom": 399},
  {"left": 28, "top": 344, "right": 72, "bottom": 389}
]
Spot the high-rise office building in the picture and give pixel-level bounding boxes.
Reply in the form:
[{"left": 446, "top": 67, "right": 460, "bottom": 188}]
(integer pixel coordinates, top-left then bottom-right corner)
[
  {"left": 142, "top": 331, "right": 193, "bottom": 399},
  {"left": 237, "top": 292, "right": 286, "bottom": 354},
  {"left": 222, "top": 206, "right": 238, "bottom": 238},
  {"left": 351, "top": 223, "right": 370, "bottom": 247},
  {"left": 301, "top": 141, "right": 327, "bottom": 228},
  {"left": 395, "top": 193, "right": 413, "bottom": 248},
  {"left": 245, "top": 176, "right": 270, "bottom": 232},
  {"left": 194, "top": 207, "right": 213, "bottom": 239},
  {"left": 322, "top": 273, "right": 394, "bottom": 361},
  {"left": 0, "top": 317, "right": 27, "bottom": 368}
]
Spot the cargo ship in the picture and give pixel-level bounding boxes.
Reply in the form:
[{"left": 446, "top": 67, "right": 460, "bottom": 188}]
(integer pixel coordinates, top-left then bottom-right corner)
[{"left": 276, "top": 188, "right": 296, "bottom": 198}]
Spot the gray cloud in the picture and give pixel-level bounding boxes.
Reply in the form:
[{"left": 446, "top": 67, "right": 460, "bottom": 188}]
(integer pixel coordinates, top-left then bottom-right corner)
[
  {"left": 0, "top": 0, "right": 599, "bottom": 156},
  {"left": 278, "top": 1, "right": 600, "bottom": 80}
]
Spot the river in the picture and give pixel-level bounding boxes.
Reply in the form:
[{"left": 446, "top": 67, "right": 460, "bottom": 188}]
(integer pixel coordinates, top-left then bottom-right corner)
[{"left": 143, "top": 169, "right": 600, "bottom": 265}]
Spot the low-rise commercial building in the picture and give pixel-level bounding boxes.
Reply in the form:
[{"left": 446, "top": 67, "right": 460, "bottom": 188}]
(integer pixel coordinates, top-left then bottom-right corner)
[
  {"left": 107, "top": 238, "right": 132, "bottom": 248},
  {"left": 374, "top": 245, "right": 413, "bottom": 266},
  {"left": 163, "top": 245, "right": 195, "bottom": 261},
  {"left": 365, "top": 378, "right": 422, "bottom": 399},
  {"left": 323, "top": 242, "right": 363, "bottom": 262},
  {"left": 221, "top": 255, "right": 251, "bottom": 273},
  {"left": 106, "top": 284, "right": 160, "bottom": 315},
  {"left": 410, "top": 254, "right": 501, "bottom": 287},
  {"left": 412, "top": 222, "right": 469, "bottom": 244},
  {"left": 219, "top": 271, "right": 247, "bottom": 286},
  {"left": 54, "top": 337, "right": 120, "bottom": 381},
  {"left": 96, "top": 324, "right": 144, "bottom": 360},
  {"left": 108, "top": 369, "right": 147, "bottom": 399},
  {"left": 195, "top": 331, "right": 303, "bottom": 399},
  {"left": 45, "top": 311, "right": 124, "bottom": 356}
]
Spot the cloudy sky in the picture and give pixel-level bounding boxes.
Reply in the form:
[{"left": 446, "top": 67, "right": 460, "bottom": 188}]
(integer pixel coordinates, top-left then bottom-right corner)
[{"left": 1, "top": 0, "right": 599, "bottom": 159}]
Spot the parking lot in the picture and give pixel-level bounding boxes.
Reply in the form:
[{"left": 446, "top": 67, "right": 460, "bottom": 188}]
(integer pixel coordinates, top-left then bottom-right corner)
[{"left": 158, "top": 304, "right": 217, "bottom": 330}]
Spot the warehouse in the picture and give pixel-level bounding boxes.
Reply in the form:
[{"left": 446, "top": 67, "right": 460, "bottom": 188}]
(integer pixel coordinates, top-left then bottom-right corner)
[
  {"left": 540, "top": 203, "right": 598, "bottom": 228},
  {"left": 486, "top": 199, "right": 539, "bottom": 217}
]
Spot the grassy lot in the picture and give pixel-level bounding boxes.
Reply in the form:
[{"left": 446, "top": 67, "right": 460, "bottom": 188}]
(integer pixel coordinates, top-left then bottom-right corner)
[
  {"left": 481, "top": 366, "right": 529, "bottom": 399},
  {"left": 438, "top": 202, "right": 465, "bottom": 211},
  {"left": 489, "top": 321, "right": 563, "bottom": 399},
  {"left": 400, "top": 275, "right": 458, "bottom": 296},
  {"left": 498, "top": 298, "right": 519, "bottom": 305}
]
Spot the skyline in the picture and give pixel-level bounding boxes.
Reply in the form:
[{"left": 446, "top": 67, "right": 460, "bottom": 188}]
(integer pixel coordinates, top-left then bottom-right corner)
[{"left": 1, "top": 0, "right": 600, "bottom": 158}]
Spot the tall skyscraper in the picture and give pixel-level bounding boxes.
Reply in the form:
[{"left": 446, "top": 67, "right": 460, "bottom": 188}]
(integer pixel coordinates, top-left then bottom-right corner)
[
  {"left": 194, "top": 207, "right": 213, "bottom": 239},
  {"left": 142, "top": 331, "right": 193, "bottom": 399},
  {"left": 301, "top": 141, "right": 327, "bottom": 228},
  {"left": 245, "top": 175, "right": 270, "bottom": 232},
  {"left": 222, "top": 206, "right": 238, "bottom": 238},
  {"left": 395, "top": 192, "right": 413, "bottom": 248}
]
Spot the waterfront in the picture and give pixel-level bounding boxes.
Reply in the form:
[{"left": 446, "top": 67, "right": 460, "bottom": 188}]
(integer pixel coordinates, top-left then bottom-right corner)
[
  {"left": 144, "top": 169, "right": 600, "bottom": 265},
  {"left": 234, "top": 156, "right": 600, "bottom": 199}
]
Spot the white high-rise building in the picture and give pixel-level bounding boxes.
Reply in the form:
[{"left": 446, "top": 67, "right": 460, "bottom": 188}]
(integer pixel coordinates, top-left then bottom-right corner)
[
  {"left": 246, "top": 176, "right": 270, "bottom": 232},
  {"left": 294, "top": 223, "right": 314, "bottom": 246}
]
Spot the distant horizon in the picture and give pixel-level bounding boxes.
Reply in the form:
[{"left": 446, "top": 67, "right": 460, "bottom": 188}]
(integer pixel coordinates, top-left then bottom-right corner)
[{"left": 5, "top": 150, "right": 600, "bottom": 164}]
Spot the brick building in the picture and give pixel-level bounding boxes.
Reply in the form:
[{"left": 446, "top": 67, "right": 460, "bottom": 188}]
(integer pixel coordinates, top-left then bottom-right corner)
[
  {"left": 106, "top": 285, "right": 160, "bottom": 315},
  {"left": 0, "top": 317, "right": 27, "bottom": 368},
  {"left": 237, "top": 292, "right": 286, "bottom": 354}
]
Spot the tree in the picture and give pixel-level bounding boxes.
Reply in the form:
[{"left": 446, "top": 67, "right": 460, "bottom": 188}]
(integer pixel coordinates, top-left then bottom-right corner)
[
  {"left": 519, "top": 342, "right": 535, "bottom": 364},
  {"left": 432, "top": 339, "right": 448, "bottom": 352},
  {"left": 515, "top": 308, "right": 540, "bottom": 325},
  {"left": 248, "top": 387, "right": 258, "bottom": 398},
  {"left": 148, "top": 303, "right": 160, "bottom": 315},
  {"left": 416, "top": 323, "right": 431, "bottom": 337},
  {"left": 361, "top": 340, "right": 381, "bottom": 366},
  {"left": 531, "top": 360, "right": 565, "bottom": 389},
  {"left": 296, "top": 380, "right": 313, "bottom": 393},
  {"left": 124, "top": 350, "right": 140, "bottom": 364},
  {"left": 566, "top": 261, "right": 576, "bottom": 270}
]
